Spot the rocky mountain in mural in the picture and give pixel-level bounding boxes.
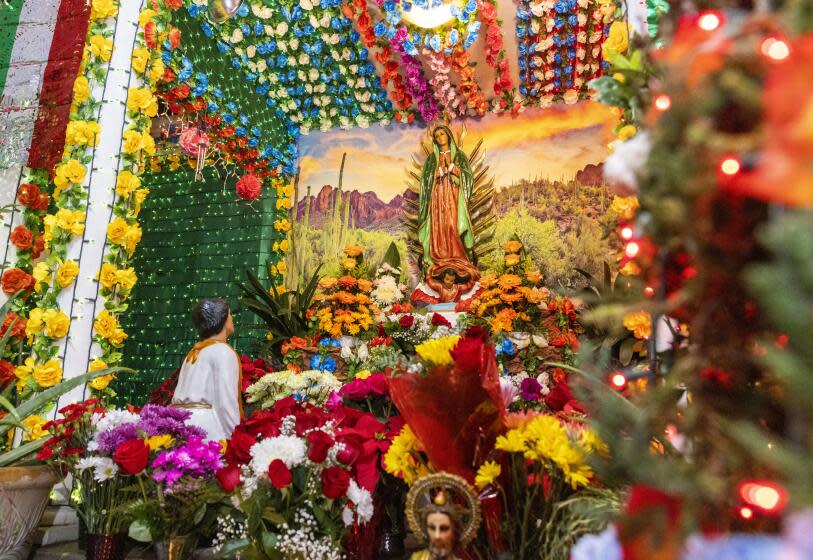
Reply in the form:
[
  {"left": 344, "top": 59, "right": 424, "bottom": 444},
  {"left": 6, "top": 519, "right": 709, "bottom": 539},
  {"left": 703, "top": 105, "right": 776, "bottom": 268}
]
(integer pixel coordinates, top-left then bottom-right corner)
[{"left": 295, "top": 185, "right": 403, "bottom": 230}]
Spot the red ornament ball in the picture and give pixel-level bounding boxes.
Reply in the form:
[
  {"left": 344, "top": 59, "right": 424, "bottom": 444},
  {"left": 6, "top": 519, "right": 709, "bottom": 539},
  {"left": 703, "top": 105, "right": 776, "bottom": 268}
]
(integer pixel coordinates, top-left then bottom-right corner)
[{"left": 236, "top": 174, "right": 262, "bottom": 200}]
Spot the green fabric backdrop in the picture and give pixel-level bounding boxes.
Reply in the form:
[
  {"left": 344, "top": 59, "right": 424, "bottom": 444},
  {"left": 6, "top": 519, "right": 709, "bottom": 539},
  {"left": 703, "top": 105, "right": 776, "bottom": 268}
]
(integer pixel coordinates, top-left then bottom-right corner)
[{"left": 114, "top": 166, "right": 282, "bottom": 405}]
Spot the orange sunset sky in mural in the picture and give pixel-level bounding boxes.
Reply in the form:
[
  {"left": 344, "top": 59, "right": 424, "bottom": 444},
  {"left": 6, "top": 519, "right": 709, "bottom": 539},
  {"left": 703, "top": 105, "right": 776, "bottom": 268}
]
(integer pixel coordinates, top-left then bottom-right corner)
[{"left": 297, "top": 101, "right": 619, "bottom": 202}]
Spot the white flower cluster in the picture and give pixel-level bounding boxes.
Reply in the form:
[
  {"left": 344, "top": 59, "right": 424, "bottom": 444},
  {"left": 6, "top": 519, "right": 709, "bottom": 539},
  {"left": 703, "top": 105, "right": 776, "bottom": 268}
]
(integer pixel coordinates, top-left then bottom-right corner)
[
  {"left": 246, "top": 370, "right": 342, "bottom": 408},
  {"left": 277, "top": 508, "right": 344, "bottom": 560},
  {"left": 388, "top": 312, "right": 459, "bottom": 345},
  {"left": 76, "top": 456, "right": 119, "bottom": 482},
  {"left": 342, "top": 480, "right": 374, "bottom": 525},
  {"left": 212, "top": 514, "right": 249, "bottom": 554},
  {"left": 249, "top": 434, "right": 307, "bottom": 475},
  {"left": 87, "top": 409, "right": 139, "bottom": 451},
  {"left": 371, "top": 274, "right": 406, "bottom": 310}
]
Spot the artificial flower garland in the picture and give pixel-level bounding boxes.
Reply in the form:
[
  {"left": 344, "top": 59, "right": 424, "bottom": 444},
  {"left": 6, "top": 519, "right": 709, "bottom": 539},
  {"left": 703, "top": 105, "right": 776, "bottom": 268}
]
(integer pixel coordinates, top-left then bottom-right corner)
[
  {"left": 373, "top": 0, "right": 481, "bottom": 55},
  {"left": 448, "top": 46, "right": 488, "bottom": 115},
  {"left": 8, "top": 0, "right": 118, "bottom": 400},
  {"left": 391, "top": 26, "right": 439, "bottom": 122},
  {"left": 423, "top": 49, "right": 466, "bottom": 118}
]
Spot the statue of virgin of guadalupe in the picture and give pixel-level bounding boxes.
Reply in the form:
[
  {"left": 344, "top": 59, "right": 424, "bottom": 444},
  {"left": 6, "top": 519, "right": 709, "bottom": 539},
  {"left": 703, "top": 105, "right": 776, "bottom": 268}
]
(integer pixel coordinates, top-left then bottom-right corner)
[{"left": 414, "top": 125, "right": 481, "bottom": 304}]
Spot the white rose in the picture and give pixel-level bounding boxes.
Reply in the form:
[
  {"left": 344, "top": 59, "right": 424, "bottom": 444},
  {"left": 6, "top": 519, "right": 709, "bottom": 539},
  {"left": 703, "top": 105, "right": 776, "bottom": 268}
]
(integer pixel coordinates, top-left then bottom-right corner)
[
  {"left": 530, "top": 19, "right": 540, "bottom": 34},
  {"left": 309, "top": 14, "right": 319, "bottom": 28},
  {"left": 357, "top": 344, "right": 369, "bottom": 361},
  {"left": 231, "top": 29, "right": 243, "bottom": 43},
  {"left": 313, "top": 97, "right": 321, "bottom": 106},
  {"left": 289, "top": 38, "right": 299, "bottom": 51},
  {"left": 309, "top": 68, "right": 319, "bottom": 81},
  {"left": 287, "top": 100, "right": 297, "bottom": 110},
  {"left": 276, "top": 22, "right": 288, "bottom": 35},
  {"left": 320, "top": 119, "right": 332, "bottom": 131},
  {"left": 269, "top": 73, "right": 278, "bottom": 83},
  {"left": 246, "top": 45, "right": 256, "bottom": 58},
  {"left": 578, "top": 13, "right": 587, "bottom": 26},
  {"left": 264, "top": 25, "right": 273, "bottom": 35},
  {"left": 298, "top": 53, "right": 309, "bottom": 65},
  {"left": 577, "top": 48, "right": 586, "bottom": 60},
  {"left": 305, "top": 83, "right": 313, "bottom": 93},
  {"left": 257, "top": 59, "right": 267, "bottom": 72},
  {"left": 297, "top": 69, "right": 306, "bottom": 81},
  {"left": 277, "top": 40, "right": 287, "bottom": 52},
  {"left": 300, "top": 0, "right": 312, "bottom": 9},
  {"left": 321, "top": 14, "right": 331, "bottom": 28}
]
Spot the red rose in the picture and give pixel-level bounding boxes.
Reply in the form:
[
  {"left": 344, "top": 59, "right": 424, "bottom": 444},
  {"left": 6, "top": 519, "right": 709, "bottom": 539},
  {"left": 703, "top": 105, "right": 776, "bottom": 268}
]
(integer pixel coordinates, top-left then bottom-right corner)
[
  {"left": 544, "top": 378, "right": 575, "bottom": 412},
  {"left": 113, "top": 439, "right": 149, "bottom": 475},
  {"left": 450, "top": 336, "right": 485, "bottom": 372},
  {"left": 1, "top": 312, "right": 26, "bottom": 340},
  {"left": 216, "top": 465, "right": 241, "bottom": 492},
  {"left": 464, "top": 325, "right": 490, "bottom": 341},
  {"left": 431, "top": 313, "right": 451, "bottom": 328},
  {"left": 168, "top": 25, "right": 180, "bottom": 49},
  {"left": 236, "top": 173, "right": 262, "bottom": 200},
  {"left": 399, "top": 314, "right": 415, "bottom": 329},
  {"left": 1, "top": 268, "right": 35, "bottom": 294},
  {"left": 33, "top": 193, "right": 50, "bottom": 211},
  {"left": 17, "top": 183, "right": 40, "bottom": 207},
  {"left": 31, "top": 235, "right": 44, "bottom": 259},
  {"left": 268, "top": 459, "right": 292, "bottom": 489},
  {"left": 0, "top": 359, "right": 15, "bottom": 388},
  {"left": 174, "top": 84, "right": 190, "bottom": 100},
  {"left": 321, "top": 466, "right": 350, "bottom": 499},
  {"left": 342, "top": 378, "right": 370, "bottom": 400},
  {"left": 226, "top": 428, "right": 257, "bottom": 465},
  {"left": 10, "top": 225, "right": 33, "bottom": 251},
  {"left": 164, "top": 0, "right": 182, "bottom": 10},
  {"left": 367, "top": 373, "right": 388, "bottom": 396},
  {"left": 307, "top": 430, "right": 334, "bottom": 463},
  {"left": 336, "top": 434, "right": 362, "bottom": 465}
]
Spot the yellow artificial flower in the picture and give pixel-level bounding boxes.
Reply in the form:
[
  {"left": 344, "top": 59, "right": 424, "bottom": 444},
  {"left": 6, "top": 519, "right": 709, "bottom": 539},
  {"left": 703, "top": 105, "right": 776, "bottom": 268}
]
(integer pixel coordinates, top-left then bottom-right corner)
[
  {"left": 579, "top": 429, "right": 609, "bottom": 456},
  {"left": 55, "top": 260, "right": 79, "bottom": 288},
  {"left": 495, "top": 429, "right": 527, "bottom": 453},
  {"left": 141, "top": 131, "right": 156, "bottom": 155},
  {"left": 602, "top": 21, "right": 630, "bottom": 59},
  {"left": 383, "top": 425, "right": 432, "bottom": 485},
  {"left": 414, "top": 335, "right": 460, "bottom": 367},
  {"left": 99, "top": 263, "right": 118, "bottom": 289},
  {"left": 32, "top": 262, "right": 51, "bottom": 291},
  {"left": 25, "top": 309, "right": 44, "bottom": 341},
  {"left": 94, "top": 310, "right": 128, "bottom": 346},
  {"left": 340, "top": 258, "right": 357, "bottom": 270},
  {"left": 273, "top": 218, "right": 291, "bottom": 232},
  {"left": 65, "top": 120, "right": 101, "bottom": 147},
  {"left": 116, "top": 170, "right": 141, "bottom": 197},
  {"left": 123, "top": 223, "right": 142, "bottom": 255},
  {"left": 355, "top": 370, "right": 372, "bottom": 380},
  {"left": 43, "top": 308, "right": 70, "bottom": 339},
  {"left": 122, "top": 129, "right": 145, "bottom": 153},
  {"left": 15, "top": 357, "right": 35, "bottom": 391},
  {"left": 504, "top": 253, "right": 521, "bottom": 267},
  {"left": 138, "top": 8, "right": 156, "bottom": 27},
  {"left": 33, "top": 359, "right": 63, "bottom": 388},
  {"left": 623, "top": 310, "right": 652, "bottom": 339},
  {"left": 88, "top": 373, "right": 115, "bottom": 391},
  {"left": 54, "top": 208, "right": 86, "bottom": 236},
  {"left": 133, "top": 188, "right": 149, "bottom": 215},
  {"left": 617, "top": 124, "right": 637, "bottom": 141},
  {"left": 610, "top": 195, "right": 640, "bottom": 221},
  {"left": 475, "top": 460, "right": 501, "bottom": 489},
  {"left": 146, "top": 434, "right": 175, "bottom": 451},
  {"left": 56, "top": 159, "right": 87, "bottom": 185},
  {"left": 73, "top": 75, "right": 90, "bottom": 103},
  {"left": 131, "top": 48, "right": 149, "bottom": 74},
  {"left": 106, "top": 217, "right": 129, "bottom": 245},
  {"left": 126, "top": 88, "right": 158, "bottom": 117},
  {"left": 149, "top": 58, "right": 165, "bottom": 84},
  {"left": 22, "top": 415, "right": 48, "bottom": 441},
  {"left": 502, "top": 240, "right": 523, "bottom": 254},
  {"left": 279, "top": 239, "right": 290, "bottom": 252},
  {"left": 88, "top": 35, "right": 113, "bottom": 62},
  {"left": 115, "top": 267, "right": 137, "bottom": 291},
  {"left": 343, "top": 245, "right": 364, "bottom": 257},
  {"left": 612, "top": 72, "right": 626, "bottom": 83},
  {"left": 276, "top": 261, "right": 287, "bottom": 274},
  {"left": 276, "top": 198, "right": 292, "bottom": 210},
  {"left": 91, "top": 0, "right": 118, "bottom": 20}
]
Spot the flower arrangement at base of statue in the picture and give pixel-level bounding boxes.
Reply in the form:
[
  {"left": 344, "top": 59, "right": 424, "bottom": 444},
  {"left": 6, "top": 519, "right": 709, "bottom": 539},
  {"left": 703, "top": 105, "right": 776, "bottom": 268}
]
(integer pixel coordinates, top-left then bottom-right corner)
[
  {"left": 472, "top": 412, "right": 618, "bottom": 559},
  {"left": 214, "top": 397, "right": 374, "bottom": 560},
  {"left": 370, "top": 263, "right": 408, "bottom": 316},
  {"left": 245, "top": 368, "right": 342, "bottom": 409},
  {"left": 379, "top": 309, "right": 461, "bottom": 356}
]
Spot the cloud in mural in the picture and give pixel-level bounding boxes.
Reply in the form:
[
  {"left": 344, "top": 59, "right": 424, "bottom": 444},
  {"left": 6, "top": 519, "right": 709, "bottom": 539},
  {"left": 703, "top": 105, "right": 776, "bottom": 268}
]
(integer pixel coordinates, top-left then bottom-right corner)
[{"left": 297, "top": 101, "right": 618, "bottom": 202}]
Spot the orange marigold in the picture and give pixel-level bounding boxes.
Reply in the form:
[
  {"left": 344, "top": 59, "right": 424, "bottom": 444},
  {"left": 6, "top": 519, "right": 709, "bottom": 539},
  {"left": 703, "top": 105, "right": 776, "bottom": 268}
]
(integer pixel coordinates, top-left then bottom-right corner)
[
  {"left": 357, "top": 279, "right": 373, "bottom": 292},
  {"left": 343, "top": 244, "right": 364, "bottom": 257},
  {"left": 502, "top": 240, "right": 523, "bottom": 254},
  {"left": 318, "top": 277, "right": 338, "bottom": 290},
  {"left": 338, "top": 276, "right": 358, "bottom": 290},
  {"left": 335, "top": 291, "right": 356, "bottom": 305},
  {"left": 497, "top": 274, "right": 522, "bottom": 291}
]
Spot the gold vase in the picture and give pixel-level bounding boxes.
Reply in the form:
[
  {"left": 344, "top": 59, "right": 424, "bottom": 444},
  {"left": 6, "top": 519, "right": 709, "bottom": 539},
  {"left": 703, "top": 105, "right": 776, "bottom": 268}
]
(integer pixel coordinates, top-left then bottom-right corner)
[{"left": 155, "top": 535, "right": 197, "bottom": 560}]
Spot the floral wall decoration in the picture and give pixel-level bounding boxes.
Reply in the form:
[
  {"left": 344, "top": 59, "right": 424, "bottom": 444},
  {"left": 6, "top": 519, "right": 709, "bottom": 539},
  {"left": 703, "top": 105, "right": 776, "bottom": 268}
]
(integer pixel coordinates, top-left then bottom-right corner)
[
  {"left": 1, "top": 0, "right": 118, "bottom": 402},
  {"left": 516, "top": 0, "right": 612, "bottom": 107}
]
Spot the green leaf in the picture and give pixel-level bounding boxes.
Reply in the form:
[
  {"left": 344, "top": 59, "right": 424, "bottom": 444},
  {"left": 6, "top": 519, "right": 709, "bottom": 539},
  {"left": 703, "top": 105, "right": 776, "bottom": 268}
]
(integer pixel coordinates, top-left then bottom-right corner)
[
  {"left": 0, "top": 439, "right": 47, "bottom": 467},
  {"left": 128, "top": 520, "right": 153, "bottom": 542},
  {"left": 618, "top": 338, "right": 636, "bottom": 366},
  {"left": 260, "top": 531, "right": 279, "bottom": 558},
  {"left": 261, "top": 508, "right": 286, "bottom": 526},
  {"left": 218, "top": 539, "right": 250, "bottom": 559}
]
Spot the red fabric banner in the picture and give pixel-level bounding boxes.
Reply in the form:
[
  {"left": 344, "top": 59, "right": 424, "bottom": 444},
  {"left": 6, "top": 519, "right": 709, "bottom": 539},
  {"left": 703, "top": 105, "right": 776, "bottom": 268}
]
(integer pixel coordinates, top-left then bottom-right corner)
[{"left": 26, "top": 0, "right": 90, "bottom": 172}]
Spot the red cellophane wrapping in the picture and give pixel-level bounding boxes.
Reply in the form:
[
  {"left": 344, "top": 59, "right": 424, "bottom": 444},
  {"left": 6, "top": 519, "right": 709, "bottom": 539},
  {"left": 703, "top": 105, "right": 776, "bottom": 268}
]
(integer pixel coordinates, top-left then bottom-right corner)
[{"left": 386, "top": 328, "right": 506, "bottom": 483}]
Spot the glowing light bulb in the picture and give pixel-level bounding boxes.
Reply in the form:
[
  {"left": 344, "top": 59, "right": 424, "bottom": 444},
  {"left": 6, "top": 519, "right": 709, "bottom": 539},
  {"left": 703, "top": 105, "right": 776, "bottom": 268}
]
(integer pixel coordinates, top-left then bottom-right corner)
[
  {"left": 620, "top": 226, "right": 634, "bottom": 240},
  {"left": 611, "top": 373, "right": 627, "bottom": 388},
  {"left": 644, "top": 286, "right": 655, "bottom": 297},
  {"left": 654, "top": 95, "right": 671, "bottom": 111},
  {"left": 761, "top": 37, "right": 790, "bottom": 61},
  {"left": 625, "top": 241, "right": 640, "bottom": 258},
  {"left": 738, "top": 481, "right": 788, "bottom": 514},
  {"left": 698, "top": 12, "right": 721, "bottom": 31},
  {"left": 740, "top": 507, "right": 753, "bottom": 520},
  {"left": 721, "top": 157, "right": 741, "bottom": 175}
]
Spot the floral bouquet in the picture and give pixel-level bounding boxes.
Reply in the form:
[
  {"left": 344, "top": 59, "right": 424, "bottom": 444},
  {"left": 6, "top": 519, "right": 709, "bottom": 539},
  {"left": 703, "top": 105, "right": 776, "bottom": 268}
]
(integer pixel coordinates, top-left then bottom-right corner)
[
  {"left": 62, "top": 403, "right": 226, "bottom": 543},
  {"left": 379, "top": 309, "right": 461, "bottom": 355},
  {"left": 246, "top": 368, "right": 342, "bottom": 409},
  {"left": 37, "top": 398, "right": 135, "bottom": 535},
  {"left": 369, "top": 262, "right": 407, "bottom": 315},
  {"left": 473, "top": 412, "right": 618, "bottom": 559},
  {"left": 214, "top": 397, "right": 374, "bottom": 560},
  {"left": 308, "top": 271, "right": 378, "bottom": 339}
]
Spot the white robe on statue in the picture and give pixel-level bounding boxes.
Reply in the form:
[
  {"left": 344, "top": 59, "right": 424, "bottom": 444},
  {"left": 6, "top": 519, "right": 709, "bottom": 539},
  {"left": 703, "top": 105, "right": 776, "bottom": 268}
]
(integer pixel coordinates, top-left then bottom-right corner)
[{"left": 171, "top": 340, "right": 242, "bottom": 442}]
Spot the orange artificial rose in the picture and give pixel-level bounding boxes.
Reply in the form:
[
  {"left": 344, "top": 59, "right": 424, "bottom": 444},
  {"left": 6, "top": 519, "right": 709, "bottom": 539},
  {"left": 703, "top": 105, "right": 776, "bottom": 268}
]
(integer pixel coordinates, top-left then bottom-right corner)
[
  {"left": 1, "top": 268, "right": 35, "bottom": 294},
  {"left": 9, "top": 225, "right": 34, "bottom": 251}
]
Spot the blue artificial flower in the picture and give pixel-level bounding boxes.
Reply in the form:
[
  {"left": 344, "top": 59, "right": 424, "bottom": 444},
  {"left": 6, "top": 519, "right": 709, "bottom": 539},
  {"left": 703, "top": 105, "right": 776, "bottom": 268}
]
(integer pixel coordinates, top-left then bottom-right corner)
[
  {"left": 287, "top": 69, "right": 296, "bottom": 82},
  {"left": 553, "top": 78, "right": 561, "bottom": 88},
  {"left": 331, "top": 16, "right": 342, "bottom": 30},
  {"left": 245, "top": 72, "right": 258, "bottom": 81},
  {"left": 553, "top": 66, "right": 562, "bottom": 76},
  {"left": 450, "top": 3, "right": 460, "bottom": 18},
  {"left": 554, "top": 52, "right": 562, "bottom": 64},
  {"left": 571, "top": 526, "right": 622, "bottom": 560},
  {"left": 403, "top": 39, "right": 418, "bottom": 56},
  {"left": 385, "top": 27, "right": 397, "bottom": 40},
  {"left": 568, "top": 14, "right": 578, "bottom": 26},
  {"left": 237, "top": 2, "right": 249, "bottom": 17},
  {"left": 402, "top": 0, "right": 412, "bottom": 10},
  {"left": 187, "top": 4, "right": 202, "bottom": 17},
  {"left": 554, "top": 16, "right": 565, "bottom": 29},
  {"left": 383, "top": 0, "right": 396, "bottom": 11},
  {"left": 162, "top": 50, "right": 172, "bottom": 64},
  {"left": 351, "top": 105, "right": 360, "bottom": 117},
  {"left": 254, "top": 22, "right": 264, "bottom": 35},
  {"left": 249, "top": 138, "right": 259, "bottom": 148},
  {"left": 519, "top": 83, "right": 528, "bottom": 96},
  {"left": 276, "top": 54, "right": 287, "bottom": 67},
  {"left": 226, "top": 101, "right": 237, "bottom": 112},
  {"left": 518, "top": 58, "right": 527, "bottom": 70},
  {"left": 374, "top": 22, "right": 387, "bottom": 36},
  {"left": 294, "top": 25, "right": 305, "bottom": 38},
  {"left": 463, "top": 32, "right": 477, "bottom": 49},
  {"left": 464, "top": 0, "right": 476, "bottom": 15},
  {"left": 319, "top": 338, "right": 342, "bottom": 348},
  {"left": 528, "top": 57, "right": 536, "bottom": 68},
  {"left": 292, "top": 5, "right": 302, "bottom": 20},
  {"left": 529, "top": 87, "right": 538, "bottom": 96},
  {"left": 238, "top": 114, "right": 249, "bottom": 125},
  {"left": 516, "top": 25, "right": 526, "bottom": 39},
  {"left": 201, "top": 22, "right": 213, "bottom": 37},
  {"left": 386, "top": 10, "right": 401, "bottom": 26},
  {"left": 501, "top": 338, "right": 516, "bottom": 357},
  {"left": 448, "top": 28, "right": 459, "bottom": 46},
  {"left": 231, "top": 56, "right": 242, "bottom": 68},
  {"left": 207, "top": 102, "right": 218, "bottom": 112},
  {"left": 266, "top": 40, "right": 277, "bottom": 52},
  {"left": 222, "top": 114, "right": 235, "bottom": 124},
  {"left": 241, "top": 23, "right": 250, "bottom": 35},
  {"left": 235, "top": 126, "right": 247, "bottom": 137},
  {"left": 213, "top": 87, "right": 223, "bottom": 99}
]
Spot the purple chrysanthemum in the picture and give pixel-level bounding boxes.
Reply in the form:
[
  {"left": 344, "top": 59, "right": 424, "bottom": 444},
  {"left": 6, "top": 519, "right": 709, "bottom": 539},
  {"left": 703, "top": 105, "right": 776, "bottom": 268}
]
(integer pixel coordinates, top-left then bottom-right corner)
[{"left": 95, "top": 422, "right": 140, "bottom": 454}]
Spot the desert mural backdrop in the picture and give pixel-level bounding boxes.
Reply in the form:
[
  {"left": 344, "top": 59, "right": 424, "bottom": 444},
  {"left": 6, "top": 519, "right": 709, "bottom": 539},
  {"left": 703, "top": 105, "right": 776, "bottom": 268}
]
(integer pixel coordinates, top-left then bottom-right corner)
[{"left": 288, "top": 101, "right": 620, "bottom": 290}]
